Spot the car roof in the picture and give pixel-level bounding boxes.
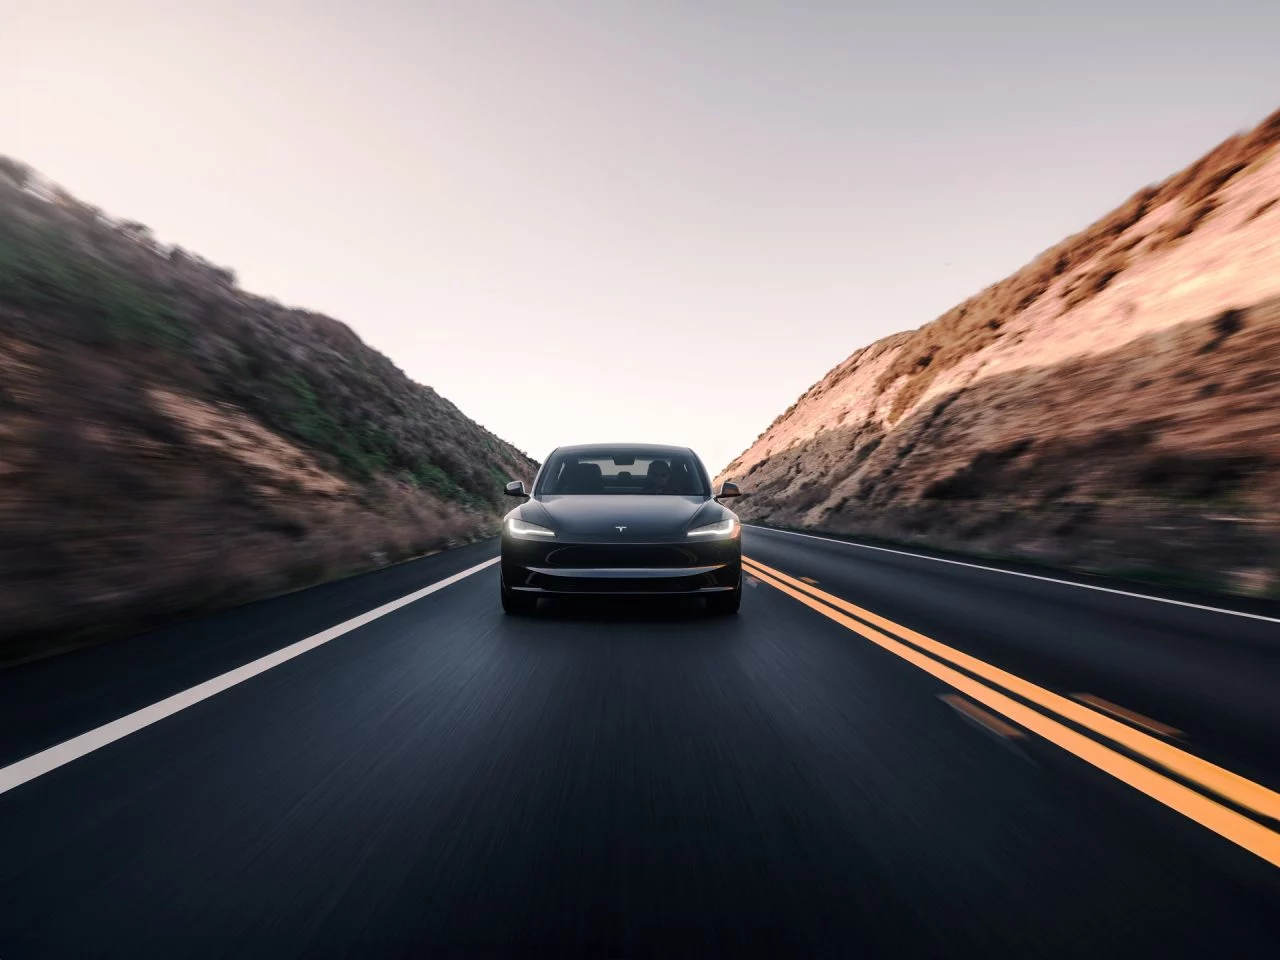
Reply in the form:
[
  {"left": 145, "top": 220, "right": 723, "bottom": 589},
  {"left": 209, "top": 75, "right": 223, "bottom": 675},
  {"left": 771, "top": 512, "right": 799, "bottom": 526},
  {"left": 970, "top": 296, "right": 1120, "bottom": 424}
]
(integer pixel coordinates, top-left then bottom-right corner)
[{"left": 552, "top": 443, "right": 696, "bottom": 458}]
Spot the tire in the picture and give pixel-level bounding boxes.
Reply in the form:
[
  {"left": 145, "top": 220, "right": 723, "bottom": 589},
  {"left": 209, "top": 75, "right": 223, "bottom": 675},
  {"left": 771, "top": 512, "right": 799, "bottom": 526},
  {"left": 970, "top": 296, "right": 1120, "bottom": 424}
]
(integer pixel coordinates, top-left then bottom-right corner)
[
  {"left": 705, "top": 580, "right": 742, "bottom": 616},
  {"left": 501, "top": 579, "right": 538, "bottom": 615}
]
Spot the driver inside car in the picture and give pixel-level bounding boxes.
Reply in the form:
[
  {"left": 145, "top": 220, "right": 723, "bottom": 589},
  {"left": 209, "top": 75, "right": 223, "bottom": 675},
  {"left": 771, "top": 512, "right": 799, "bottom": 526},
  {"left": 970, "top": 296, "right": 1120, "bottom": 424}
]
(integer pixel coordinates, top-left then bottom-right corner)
[{"left": 643, "top": 459, "right": 673, "bottom": 494}]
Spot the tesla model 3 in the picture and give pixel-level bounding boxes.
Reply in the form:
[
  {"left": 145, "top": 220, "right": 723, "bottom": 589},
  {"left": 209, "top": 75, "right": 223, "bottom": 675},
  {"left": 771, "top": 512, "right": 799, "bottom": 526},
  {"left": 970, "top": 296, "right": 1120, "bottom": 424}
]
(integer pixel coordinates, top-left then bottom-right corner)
[{"left": 500, "top": 443, "right": 743, "bottom": 615}]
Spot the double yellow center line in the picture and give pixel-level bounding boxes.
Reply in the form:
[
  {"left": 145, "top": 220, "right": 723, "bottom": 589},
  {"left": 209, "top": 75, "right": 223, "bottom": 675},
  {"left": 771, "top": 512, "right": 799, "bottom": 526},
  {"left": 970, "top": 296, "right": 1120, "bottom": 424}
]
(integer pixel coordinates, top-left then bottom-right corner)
[{"left": 742, "top": 556, "right": 1280, "bottom": 868}]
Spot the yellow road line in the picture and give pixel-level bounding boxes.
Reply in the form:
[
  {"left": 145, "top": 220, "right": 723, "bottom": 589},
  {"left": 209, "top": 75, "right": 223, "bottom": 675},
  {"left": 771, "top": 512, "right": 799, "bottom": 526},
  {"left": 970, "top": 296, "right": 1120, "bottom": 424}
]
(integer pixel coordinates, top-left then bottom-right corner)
[
  {"left": 1072, "top": 693, "right": 1183, "bottom": 739},
  {"left": 741, "top": 558, "right": 1280, "bottom": 869},
  {"left": 743, "top": 556, "right": 1280, "bottom": 823}
]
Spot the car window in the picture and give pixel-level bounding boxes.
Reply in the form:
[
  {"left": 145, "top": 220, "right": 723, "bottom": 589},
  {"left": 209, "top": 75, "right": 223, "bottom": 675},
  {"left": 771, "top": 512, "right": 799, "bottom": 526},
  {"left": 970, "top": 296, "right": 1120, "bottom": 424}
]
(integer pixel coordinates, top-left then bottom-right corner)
[{"left": 539, "top": 450, "right": 707, "bottom": 496}]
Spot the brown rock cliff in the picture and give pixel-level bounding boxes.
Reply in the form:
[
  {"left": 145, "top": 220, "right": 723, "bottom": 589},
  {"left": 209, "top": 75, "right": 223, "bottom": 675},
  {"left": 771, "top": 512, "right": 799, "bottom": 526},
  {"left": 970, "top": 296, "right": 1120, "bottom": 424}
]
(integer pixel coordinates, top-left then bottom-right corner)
[
  {"left": 718, "top": 109, "right": 1280, "bottom": 597},
  {"left": 0, "top": 160, "right": 537, "bottom": 660}
]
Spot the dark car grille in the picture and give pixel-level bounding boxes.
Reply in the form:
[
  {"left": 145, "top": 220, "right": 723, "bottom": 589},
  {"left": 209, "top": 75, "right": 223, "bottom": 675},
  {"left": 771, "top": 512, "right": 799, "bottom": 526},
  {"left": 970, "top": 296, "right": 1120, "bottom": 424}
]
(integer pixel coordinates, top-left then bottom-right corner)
[
  {"left": 543, "top": 545, "right": 699, "bottom": 569},
  {"left": 527, "top": 571, "right": 721, "bottom": 593}
]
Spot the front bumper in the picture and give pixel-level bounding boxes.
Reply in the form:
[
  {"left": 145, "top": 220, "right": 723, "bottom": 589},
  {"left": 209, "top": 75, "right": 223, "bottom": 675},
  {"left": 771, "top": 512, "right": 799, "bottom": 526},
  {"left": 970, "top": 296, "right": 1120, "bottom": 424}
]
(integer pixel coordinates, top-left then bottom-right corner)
[{"left": 501, "top": 536, "right": 742, "bottom": 596}]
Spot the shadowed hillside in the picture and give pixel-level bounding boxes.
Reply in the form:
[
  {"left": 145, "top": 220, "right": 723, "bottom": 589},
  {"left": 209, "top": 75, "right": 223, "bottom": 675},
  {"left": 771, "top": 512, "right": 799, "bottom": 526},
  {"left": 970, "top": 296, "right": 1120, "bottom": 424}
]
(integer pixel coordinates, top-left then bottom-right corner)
[
  {"left": 717, "top": 108, "right": 1280, "bottom": 597},
  {"left": 0, "top": 159, "right": 537, "bottom": 661}
]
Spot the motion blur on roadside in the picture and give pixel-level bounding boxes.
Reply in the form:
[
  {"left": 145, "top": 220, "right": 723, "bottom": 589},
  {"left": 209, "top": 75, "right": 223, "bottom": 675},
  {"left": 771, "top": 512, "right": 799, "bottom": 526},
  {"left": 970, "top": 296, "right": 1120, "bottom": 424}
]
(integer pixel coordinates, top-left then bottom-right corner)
[
  {"left": 0, "top": 159, "right": 537, "bottom": 664},
  {"left": 5, "top": 106, "right": 1280, "bottom": 663},
  {"left": 716, "top": 109, "right": 1280, "bottom": 604}
]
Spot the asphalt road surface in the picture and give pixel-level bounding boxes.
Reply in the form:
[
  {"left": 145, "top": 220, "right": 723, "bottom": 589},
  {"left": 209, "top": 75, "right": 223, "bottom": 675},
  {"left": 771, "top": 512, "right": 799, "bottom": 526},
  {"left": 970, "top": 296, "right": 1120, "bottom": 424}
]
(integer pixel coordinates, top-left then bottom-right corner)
[{"left": 1, "top": 526, "right": 1278, "bottom": 958}]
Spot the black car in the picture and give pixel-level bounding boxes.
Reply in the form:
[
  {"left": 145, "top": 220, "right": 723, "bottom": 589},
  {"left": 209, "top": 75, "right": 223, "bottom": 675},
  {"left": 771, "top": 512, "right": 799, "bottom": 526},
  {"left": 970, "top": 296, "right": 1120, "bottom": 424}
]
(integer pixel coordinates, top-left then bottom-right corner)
[{"left": 500, "top": 443, "right": 743, "bottom": 615}]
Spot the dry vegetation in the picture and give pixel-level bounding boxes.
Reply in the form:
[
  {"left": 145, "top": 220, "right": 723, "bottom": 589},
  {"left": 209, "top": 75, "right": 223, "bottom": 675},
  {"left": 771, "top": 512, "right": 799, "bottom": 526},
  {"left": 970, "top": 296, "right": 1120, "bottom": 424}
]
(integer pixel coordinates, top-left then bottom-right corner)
[
  {"left": 871, "top": 109, "right": 1280, "bottom": 422},
  {"left": 719, "top": 109, "right": 1280, "bottom": 597},
  {"left": 0, "top": 160, "right": 537, "bottom": 660}
]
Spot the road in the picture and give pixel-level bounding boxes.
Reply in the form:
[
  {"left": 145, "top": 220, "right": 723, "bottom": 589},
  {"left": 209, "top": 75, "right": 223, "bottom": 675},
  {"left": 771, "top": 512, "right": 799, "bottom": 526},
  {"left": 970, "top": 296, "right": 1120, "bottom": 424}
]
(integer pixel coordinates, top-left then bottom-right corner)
[{"left": 1, "top": 526, "right": 1278, "bottom": 957}]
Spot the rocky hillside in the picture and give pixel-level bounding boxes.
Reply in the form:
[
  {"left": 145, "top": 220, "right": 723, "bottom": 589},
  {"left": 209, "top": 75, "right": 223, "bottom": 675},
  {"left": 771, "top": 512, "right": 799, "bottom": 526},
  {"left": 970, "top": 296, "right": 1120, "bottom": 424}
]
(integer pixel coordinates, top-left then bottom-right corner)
[
  {"left": 718, "top": 109, "right": 1280, "bottom": 597},
  {"left": 0, "top": 158, "right": 537, "bottom": 661}
]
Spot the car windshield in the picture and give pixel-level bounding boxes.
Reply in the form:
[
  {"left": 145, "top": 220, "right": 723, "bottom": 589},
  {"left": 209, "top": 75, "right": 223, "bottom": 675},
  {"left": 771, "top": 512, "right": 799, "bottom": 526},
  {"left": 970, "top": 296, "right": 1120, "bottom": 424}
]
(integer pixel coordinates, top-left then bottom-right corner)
[{"left": 538, "top": 449, "right": 708, "bottom": 496}]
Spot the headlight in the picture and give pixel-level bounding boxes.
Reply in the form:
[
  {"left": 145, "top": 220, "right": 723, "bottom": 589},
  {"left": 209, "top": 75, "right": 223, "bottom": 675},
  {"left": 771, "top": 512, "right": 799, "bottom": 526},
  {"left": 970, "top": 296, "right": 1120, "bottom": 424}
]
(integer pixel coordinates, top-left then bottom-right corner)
[
  {"left": 506, "top": 517, "right": 556, "bottom": 540},
  {"left": 686, "top": 517, "right": 739, "bottom": 539}
]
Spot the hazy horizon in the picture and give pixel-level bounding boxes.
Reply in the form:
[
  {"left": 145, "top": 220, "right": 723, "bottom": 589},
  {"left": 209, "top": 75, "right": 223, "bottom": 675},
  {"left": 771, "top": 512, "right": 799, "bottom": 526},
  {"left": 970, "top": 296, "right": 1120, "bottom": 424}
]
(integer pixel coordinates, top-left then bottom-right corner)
[{"left": 7, "top": 0, "right": 1280, "bottom": 473}]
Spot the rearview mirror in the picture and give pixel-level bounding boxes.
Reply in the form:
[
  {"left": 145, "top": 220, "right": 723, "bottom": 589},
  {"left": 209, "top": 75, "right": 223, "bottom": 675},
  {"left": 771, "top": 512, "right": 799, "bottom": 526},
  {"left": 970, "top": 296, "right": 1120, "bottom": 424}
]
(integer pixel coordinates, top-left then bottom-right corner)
[
  {"left": 504, "top": 480, "right": 529, "bottom": 498},
  {"left": 716, "top": 481, "right": 741, "bottom": 499}
]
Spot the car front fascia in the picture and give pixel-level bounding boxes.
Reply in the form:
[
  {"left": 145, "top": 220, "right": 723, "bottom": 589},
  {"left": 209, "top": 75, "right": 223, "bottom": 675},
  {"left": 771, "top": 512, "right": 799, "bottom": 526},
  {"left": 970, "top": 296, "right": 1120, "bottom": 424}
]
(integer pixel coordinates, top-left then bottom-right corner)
[{"left": 500, "top": 523, "right": 741, "bottom": 596}]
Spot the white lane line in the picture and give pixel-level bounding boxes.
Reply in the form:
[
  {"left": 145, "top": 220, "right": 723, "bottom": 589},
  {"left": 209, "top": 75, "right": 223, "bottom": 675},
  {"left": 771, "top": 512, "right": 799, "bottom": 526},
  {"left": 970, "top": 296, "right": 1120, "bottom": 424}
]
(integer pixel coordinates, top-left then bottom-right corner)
[
  {"left": 0, "top": 557, "right": 500, "bottom": 797},
  {"left": 746, "top": 526, "right": 1280, "bottom": 624}
]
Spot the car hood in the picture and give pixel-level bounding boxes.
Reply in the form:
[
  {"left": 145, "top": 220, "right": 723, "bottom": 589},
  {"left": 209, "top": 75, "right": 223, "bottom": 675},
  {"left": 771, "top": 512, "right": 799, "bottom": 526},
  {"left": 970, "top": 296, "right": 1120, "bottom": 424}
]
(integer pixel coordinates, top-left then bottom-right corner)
[{"left": 526, "top": 495, "right": 720, "bottom": 542}]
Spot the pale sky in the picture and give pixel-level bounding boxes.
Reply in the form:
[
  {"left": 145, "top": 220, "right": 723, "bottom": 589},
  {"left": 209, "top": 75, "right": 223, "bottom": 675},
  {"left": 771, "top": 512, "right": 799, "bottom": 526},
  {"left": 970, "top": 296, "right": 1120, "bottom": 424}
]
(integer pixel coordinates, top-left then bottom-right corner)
[{"left": 5, "top": 0, "right": 1279, "bottom": 473}]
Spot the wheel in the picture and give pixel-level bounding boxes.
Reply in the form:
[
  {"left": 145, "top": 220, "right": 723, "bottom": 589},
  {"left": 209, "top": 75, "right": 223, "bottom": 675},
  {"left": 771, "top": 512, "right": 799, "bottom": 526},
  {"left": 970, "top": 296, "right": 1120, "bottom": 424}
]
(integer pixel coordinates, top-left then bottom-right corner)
[
  {"left": 705, "top": 580, "right": 742, "bottom": 615},
  {"left": 501, "top": 579, "right": 538, "bottom": 615}
]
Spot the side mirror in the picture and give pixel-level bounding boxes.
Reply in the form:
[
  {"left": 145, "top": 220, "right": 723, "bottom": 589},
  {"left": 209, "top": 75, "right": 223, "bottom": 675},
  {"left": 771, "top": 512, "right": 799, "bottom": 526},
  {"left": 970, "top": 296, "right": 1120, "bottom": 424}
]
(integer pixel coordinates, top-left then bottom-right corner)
[
  {"left": 504, "top": 480, "right": 529, "bottom": 498},
  {"left": 716, "top": 481, "right": 741, "bottom": 499}
]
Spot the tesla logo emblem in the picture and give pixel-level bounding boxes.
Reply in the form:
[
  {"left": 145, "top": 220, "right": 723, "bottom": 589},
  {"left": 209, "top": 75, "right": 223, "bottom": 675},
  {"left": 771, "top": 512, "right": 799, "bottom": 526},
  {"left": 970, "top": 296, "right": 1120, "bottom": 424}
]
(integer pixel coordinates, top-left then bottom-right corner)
[{"left": 616, "top": 525, "right": 627, "bottom": 532}]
